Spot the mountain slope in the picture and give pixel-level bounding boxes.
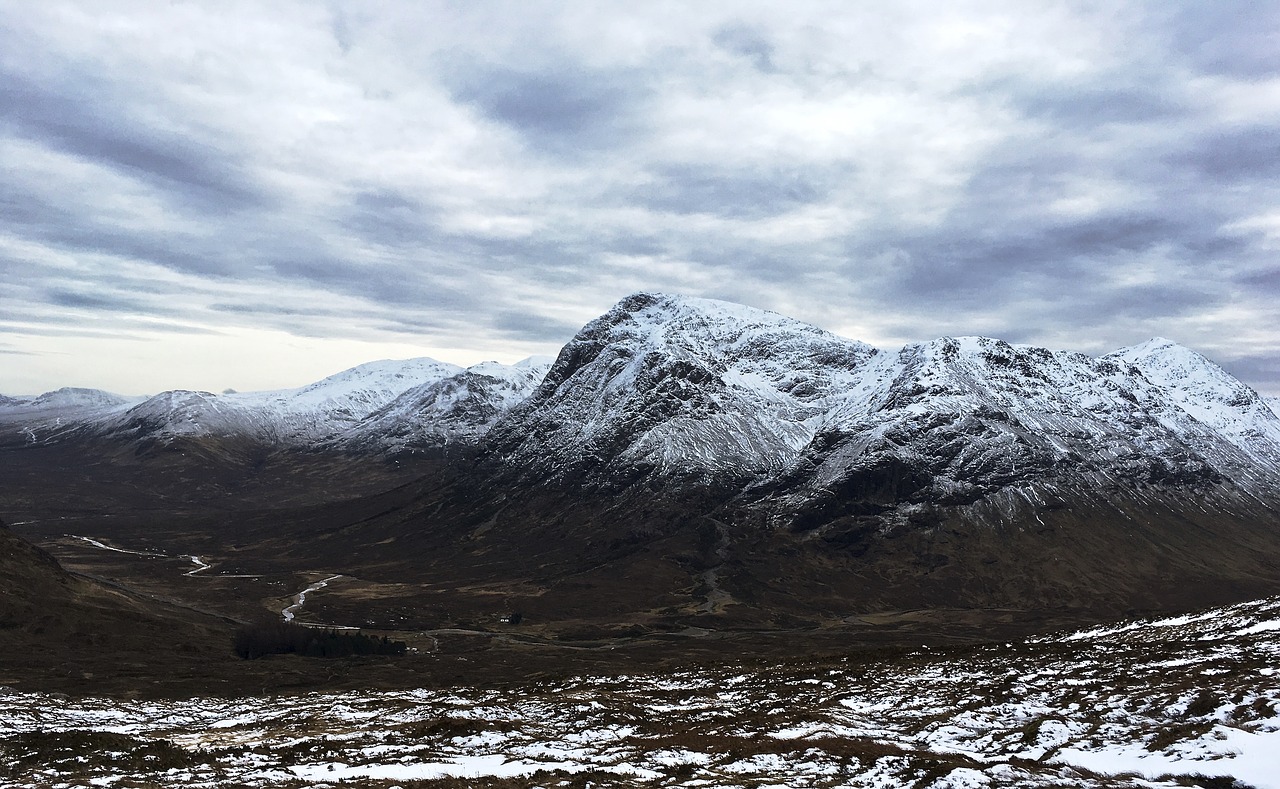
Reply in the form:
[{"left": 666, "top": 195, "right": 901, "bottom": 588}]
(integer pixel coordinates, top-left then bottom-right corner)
[
  {"left": 0, "top": 518, "right": 230, "bottom": 693},
  {"left": 762, "top": 335, "right": 1280, "bottom": 534}
]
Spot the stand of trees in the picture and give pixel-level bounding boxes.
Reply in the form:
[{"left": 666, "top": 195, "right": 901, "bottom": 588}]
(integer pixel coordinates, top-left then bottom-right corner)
[{"left": 233, "top": 621, "right": 407, "bottom": 659}]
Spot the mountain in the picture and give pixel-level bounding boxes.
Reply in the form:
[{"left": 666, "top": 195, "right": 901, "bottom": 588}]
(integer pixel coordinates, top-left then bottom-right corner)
[
  {"left": 483, "top": 293, "right": 879, "bottom": 489},
  {"left": 759, "top": 334, "right": 1280, "bottom": 534},
  {"left": 326, "top": 357, "right": 553, "bottom": 457},
  {"left": 480, "top": 296, "right": 1280, "bottom": 521},
  {"left": 5, "top": 292, "right": 1280, "bottom": 663},
  {"left": 93, "top": 357, "right": 465, "bottom": 448},
  {"left": 327, "top": 293, "right": 1280, "bottom": 625}
]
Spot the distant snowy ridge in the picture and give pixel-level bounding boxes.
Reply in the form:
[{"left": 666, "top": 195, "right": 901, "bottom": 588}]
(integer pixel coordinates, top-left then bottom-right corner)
[
  {"left": 0, "top": 387, "right": 145, "bottom": 445},
  {"left": 77, "top": 357, "right": 465, "bottom": 448},
  {"left": 0, "top": 357, "right": 555, "bottom": 454},
  {"left": 325, "top": 357, "right": 553, "bottom": 456}
]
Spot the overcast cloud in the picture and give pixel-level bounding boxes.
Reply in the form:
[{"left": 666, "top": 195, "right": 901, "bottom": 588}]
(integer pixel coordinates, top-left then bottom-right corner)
[{"left": 2, "top": 1, "right": 1278, "bottom": 395}]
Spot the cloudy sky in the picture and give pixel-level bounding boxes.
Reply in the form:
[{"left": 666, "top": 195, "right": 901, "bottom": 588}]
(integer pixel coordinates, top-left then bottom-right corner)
[{"left": 2, "top": 1, "right": 1278, "bottom": 396}]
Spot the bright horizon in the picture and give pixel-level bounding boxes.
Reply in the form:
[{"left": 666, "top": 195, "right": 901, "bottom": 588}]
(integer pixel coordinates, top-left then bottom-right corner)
[{"left": 7, "top": 296, "right": 1275, "bottom": 399}]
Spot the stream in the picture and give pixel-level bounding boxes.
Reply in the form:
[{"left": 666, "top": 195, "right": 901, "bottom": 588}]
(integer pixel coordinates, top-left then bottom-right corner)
[
  {"left": 281, "top": 575, "right": 346, "bottom": 624},
  {"left": 72, "top": 535, "right": 215, "bottom": 576}
]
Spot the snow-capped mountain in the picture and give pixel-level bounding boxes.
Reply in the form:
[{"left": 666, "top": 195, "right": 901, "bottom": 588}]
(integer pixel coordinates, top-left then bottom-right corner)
[
  {"left": 5, "top": 292, "right": 1277, "bottom": 516},
  {"left": 0, "top": 359, "right": 473, "bottom": 452},
  {"left": 484, "top": 292, "right": 879, "bottom": 487},
  {"left": 481, "top": 294, "right": 1280, "bottom": 529},
  {"left": 25, "top": 387, "right": 137, "bottom": 410},
  {"left": 327, "top": 357, "right": 553, "bottom": 456}
]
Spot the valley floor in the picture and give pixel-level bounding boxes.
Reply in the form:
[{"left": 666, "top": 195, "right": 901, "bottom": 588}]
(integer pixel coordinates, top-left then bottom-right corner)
[{"left": 5, "top": 596, "right": 1280, "bottom": 788}]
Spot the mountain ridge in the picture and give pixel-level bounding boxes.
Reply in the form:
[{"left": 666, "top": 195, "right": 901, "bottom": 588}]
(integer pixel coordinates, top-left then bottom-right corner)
[{"left": 4, "top": 292, "right": 1278, "bottom": 519}]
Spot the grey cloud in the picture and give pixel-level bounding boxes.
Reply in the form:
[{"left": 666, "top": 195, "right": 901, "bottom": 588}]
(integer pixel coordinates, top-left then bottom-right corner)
[
  {"left": 268, "top": 252, "right": 484, "bottom": 314},
  {"left": 0, "top": 68, "right": 265, "bottom": 212},
  {"left": 630, "top": 165, "right": 828, "bottom": 220},
  {"left": 1170, "top": 126, "right": 1280, "bottom": 183},
  {"left": 44, "top": 288, "right": 168, "bottom": 315},
  {"left": 1158, "top": 2, "right": 1280, "bottom": 78},
  {"left": 1015, "top": 84, "right": 1185, "bottom": 127},
  {"left": 342, "top": 189, "right": 440, "bottom": 248},
  {"left": 879, "top": 213, "right": 1180, "bottom": 301},
  {"left": 330, "top": 5, "right": 355, "bottom": 54},
  {"left": 210, "top": 302, "right": 349, "bottom": 318},
  {"left": 1221, "top": 353, "right": 1280, "bottom": 397},
  {"left": 1239, "top": 267, "right": 1280, "bottom": 289},
  {"left": 447, "top": 62, "right": 652, "bottom": 156},
  {"left": 1060, "top": 281, "right": 1220, "bottom": 320},
  {"left": 0, "top": 309, "right": 222, "bottom": 336},
  {"left": 712, "top": 24, "right": 776, "bottom": 73},
  {"left": 491, "top": 309, "right": 582, "bottom": 341}
]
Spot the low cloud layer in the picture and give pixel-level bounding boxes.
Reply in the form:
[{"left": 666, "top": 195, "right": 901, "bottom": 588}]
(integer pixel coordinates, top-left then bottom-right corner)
[{"left": 2, "top": 1, "right": 1278, "bottom": 394}]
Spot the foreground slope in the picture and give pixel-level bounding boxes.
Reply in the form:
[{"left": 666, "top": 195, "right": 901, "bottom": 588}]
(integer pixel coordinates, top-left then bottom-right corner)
[{"left": 6, "top": 594, "right": 1280, "bottom": 787}]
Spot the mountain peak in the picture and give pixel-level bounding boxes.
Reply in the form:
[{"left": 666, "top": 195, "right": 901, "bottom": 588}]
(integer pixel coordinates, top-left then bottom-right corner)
[
  {"left": 1113, "top": 336, "right": 1195, "bottom": 359},
  {"left": 486, "top": 293, "right": 883, "bottom": 486}
]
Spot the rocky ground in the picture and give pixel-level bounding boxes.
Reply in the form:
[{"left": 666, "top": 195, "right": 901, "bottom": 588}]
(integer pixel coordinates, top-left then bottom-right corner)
[{"left": 4, "top": 596, "right": 1279, "bottom": 788}]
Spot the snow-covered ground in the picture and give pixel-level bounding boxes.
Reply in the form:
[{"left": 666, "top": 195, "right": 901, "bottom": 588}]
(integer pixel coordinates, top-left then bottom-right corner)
[{"left": 5, "top": 596, "right": 1280, "bottom": 787}]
